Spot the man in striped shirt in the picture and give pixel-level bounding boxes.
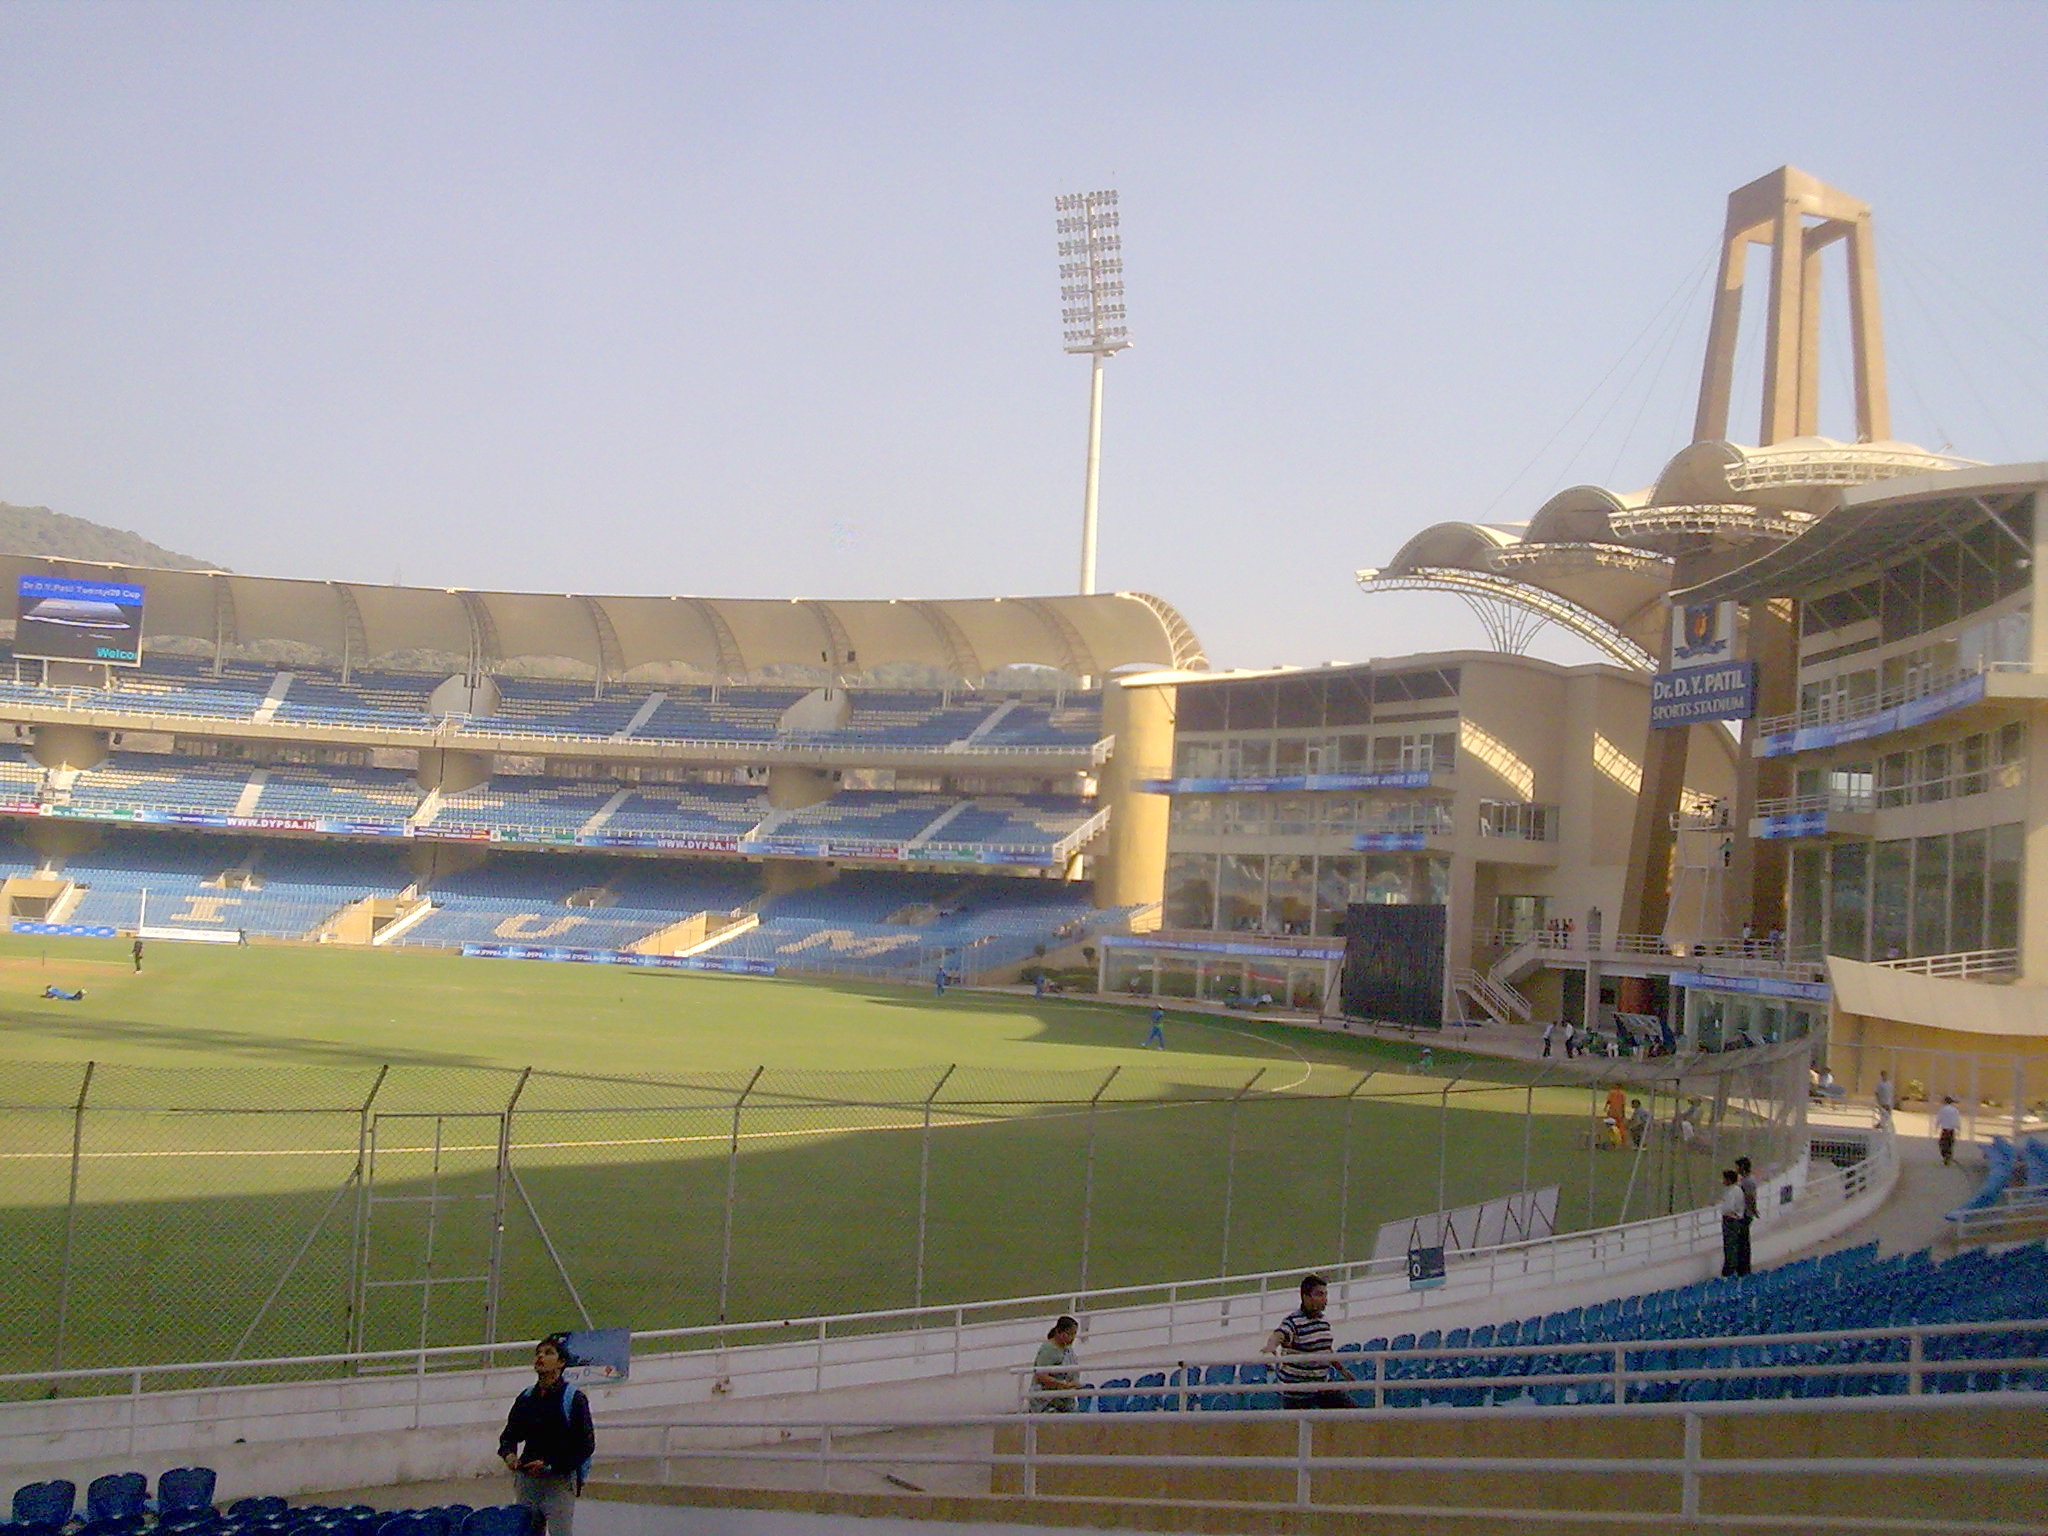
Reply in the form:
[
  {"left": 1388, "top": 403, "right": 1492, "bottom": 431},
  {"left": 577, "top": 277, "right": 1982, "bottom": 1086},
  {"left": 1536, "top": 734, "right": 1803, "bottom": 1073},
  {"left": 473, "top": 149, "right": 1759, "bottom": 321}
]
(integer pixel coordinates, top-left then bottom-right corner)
[{"left": 1263, "top": 1273, "right": 1354, "bottom": 1409}]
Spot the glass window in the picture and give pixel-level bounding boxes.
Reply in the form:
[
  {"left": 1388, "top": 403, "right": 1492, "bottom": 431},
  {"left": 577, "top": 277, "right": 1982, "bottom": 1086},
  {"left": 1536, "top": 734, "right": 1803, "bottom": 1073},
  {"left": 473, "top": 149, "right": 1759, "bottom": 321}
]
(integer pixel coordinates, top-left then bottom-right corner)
[
  {"left": 1877, "top": 752, "right": 1912, "bottom": 809},
  {"left": 1919, "top": 742, "right": 1950, "bottom": 803},
  {"left": 1164, "top": 853, "right": 1216, "bottom": 930},
  {"left": 1951, "top": 828, "right": 1987, "bottom": 954},
  {"left": 1362, "top": 855, "right": 1410, "bottom": 904},
  {"left": 1175, "top": 740, "right": 1224, "bottom": 778},
  {"left": 1270, "top": 796, "right": 1314, "bottom": 837},
  {"left": 1828, "top": 841, "right": 1869, "bottom": 960},
  {"left": 1789, "top": 845, "right": 1825, "bottom": 956},
  {"left": 1988, "top": 823, "right": 2022, "bottom": 952},
  {"left": 1265, "top": 855, "right": 1313, "bottom": 934},
  {"left": 1921, "top": 543, "right": 1961, "bottom": 630},
  {"left": 1871, "top": 840, "right": 1911, "bottom": 959},
  {"left": 1335, "top": 733, "right": 1372, "bottom": 772},
  {"left": 1314, "top": 856, "right": 1360, "bottom": 936},
  {"left": 1912, "top": 835, "right": 1950, "bottom": 957},
  {"left": 1274, "top": 738, "right": 1309, "bottom": 774},
  {"left": 1217, "top": 854, "right": 1266, "bottom": 931},
  {"left": 1228, "top": 739, "right": 1272, "bottom": 777},
  {"left": 1959, "top": 734, "right": 1989, "bottom": 797}
]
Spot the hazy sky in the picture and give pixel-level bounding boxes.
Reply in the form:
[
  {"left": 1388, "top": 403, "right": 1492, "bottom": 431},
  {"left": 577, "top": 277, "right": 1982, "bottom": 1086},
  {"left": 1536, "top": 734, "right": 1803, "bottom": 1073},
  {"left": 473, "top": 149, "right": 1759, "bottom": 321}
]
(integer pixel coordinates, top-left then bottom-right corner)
[{"left": 3, "top": 1, "right": 2044, "bottom": 673}]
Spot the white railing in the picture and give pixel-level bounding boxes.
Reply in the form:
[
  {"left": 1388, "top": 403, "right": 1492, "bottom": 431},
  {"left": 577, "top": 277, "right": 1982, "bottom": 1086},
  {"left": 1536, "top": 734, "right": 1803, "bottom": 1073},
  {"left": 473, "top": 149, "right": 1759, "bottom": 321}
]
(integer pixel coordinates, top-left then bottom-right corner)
[
  {"left": 1757, "top": 659, "right": 2030, "bottom": 738},
  {"left": 996, "top": 1317, "right": 2047, "bottom": 1413},
  {"left": 1754, "top": 790, "right": 1877, "bottom": 818},
  {"left": 0, "top": 1136, "right": 1887, "bottom": 1475},
  {"left": 610, "top": 1394, "right": 2047, "bottom": 1532},
  {"left": 1876, "top": 948, "right": 2021, "bottom": 981},
  {"left": 0, "top": 687, "right": 1105, "bottom": 762},
  {"left": 1451, "top": 967, "right": 1531, "bottom": 1025},
  {"left": 1476, "top": 928, "right": 1828, "bottom": 983}
]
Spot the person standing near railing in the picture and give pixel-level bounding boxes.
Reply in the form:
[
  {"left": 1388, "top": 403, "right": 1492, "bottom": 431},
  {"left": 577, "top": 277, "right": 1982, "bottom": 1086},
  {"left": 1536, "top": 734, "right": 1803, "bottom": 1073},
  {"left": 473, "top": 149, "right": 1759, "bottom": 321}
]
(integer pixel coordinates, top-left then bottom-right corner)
[
  {"left": 499, "top": 1335, "right": 595, "bottom": 1536},
  {"left": 1029, "top": 1315, "right": 1082, "bottom": 1411},
  {"left": 1263, "top": 1274, "right": 1354, "bottom": 1409},
  {"left": 1718, "top": 1170, "right": 1747, "bottom": 1278}
]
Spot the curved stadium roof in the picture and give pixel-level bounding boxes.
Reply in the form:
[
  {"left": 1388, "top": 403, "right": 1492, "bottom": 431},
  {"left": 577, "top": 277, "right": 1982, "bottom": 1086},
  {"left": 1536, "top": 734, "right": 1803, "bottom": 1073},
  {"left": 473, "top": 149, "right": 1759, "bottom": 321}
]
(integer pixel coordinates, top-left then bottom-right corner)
[
  {"left": 0, "top": 553, "right": 1207, "bottom": 683},
  {"left": 1357, "top": 437, "right": 1977, "bottom": 670}
]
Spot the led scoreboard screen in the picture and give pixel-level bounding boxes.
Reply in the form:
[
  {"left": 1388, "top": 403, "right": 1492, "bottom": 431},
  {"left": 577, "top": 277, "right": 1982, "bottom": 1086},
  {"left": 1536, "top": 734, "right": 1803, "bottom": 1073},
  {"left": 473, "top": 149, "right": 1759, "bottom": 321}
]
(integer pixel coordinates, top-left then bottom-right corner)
[{"left": 14, "top": 575, "right": 146, "bottom": 666}]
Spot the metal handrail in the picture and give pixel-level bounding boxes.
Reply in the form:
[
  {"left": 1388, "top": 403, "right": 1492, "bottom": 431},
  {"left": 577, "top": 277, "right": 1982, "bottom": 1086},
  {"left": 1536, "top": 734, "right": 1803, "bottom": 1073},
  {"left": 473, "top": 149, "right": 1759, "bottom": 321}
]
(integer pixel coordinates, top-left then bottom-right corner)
[
  {"left": 1757, "top": 659, "right": 2030, "bottom": 738},
  {"left": 614, "top": 1395, "right": 2047, "bottom": 1533}
]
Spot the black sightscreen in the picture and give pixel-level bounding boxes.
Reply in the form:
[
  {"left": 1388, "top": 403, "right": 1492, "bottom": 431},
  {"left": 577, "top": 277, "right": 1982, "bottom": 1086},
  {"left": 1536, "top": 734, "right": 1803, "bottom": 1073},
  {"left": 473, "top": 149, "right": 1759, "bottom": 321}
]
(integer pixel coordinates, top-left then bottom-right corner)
[{"left": 1340, "top": 903, "right": 1446, "bottom": 1027}]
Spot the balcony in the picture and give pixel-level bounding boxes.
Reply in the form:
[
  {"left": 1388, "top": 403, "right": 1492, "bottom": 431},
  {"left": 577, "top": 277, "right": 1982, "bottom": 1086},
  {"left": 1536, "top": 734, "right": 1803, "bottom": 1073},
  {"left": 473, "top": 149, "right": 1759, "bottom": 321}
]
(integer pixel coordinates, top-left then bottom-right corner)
[
  {"left": 1757, "top": 660, "right": 2036, "bottom": 758},
  {"left": 1749, "top": 791, "right": 1876, "bottom": 840}
]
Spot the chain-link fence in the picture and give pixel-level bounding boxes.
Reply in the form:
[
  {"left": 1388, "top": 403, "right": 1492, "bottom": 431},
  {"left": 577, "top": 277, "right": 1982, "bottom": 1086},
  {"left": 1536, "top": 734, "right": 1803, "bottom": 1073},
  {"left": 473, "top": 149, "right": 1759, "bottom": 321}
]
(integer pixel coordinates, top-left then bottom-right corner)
[{"left": 1, "top": 1044, "right": 1823, "bottom": 1383}]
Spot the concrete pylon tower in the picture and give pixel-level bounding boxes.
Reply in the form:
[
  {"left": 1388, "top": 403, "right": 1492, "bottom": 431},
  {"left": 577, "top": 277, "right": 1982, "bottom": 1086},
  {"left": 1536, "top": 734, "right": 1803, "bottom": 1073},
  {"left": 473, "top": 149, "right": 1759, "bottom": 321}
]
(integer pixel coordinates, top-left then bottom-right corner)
[
  {"left": 1694, "top": 166, "right": 1889, "bottom": 445},
  {"left": 1620, "top": 168, "right": 1892, "bottom": 946}
]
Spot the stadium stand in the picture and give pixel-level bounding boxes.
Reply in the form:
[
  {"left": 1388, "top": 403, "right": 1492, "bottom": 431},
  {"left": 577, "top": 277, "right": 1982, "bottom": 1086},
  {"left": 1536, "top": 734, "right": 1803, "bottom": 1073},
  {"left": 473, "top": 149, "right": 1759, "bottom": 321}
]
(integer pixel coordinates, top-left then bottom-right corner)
[
  {"left": 1, "top": 1470, "right": 533, "bottom": 1536},
  {"left": 767, "top": 790, "right": 957, "bottom": 847},
  {"left": 252, "top": 766, "right": 425, "bottom": 826},
  {"left": 926, "top": 794, "right": 1098, "bottom": 853},
  {"left": 597, "top": 782, "right": 769, "bottom": 838},
  {"left": 1078, "top": 1240, "right": 2048, "bottom": 1412},
  {"left": 64, "top": 755, "right": 253, "bottom": 817},
  {"left": 431, "top": 778, "right": 622, "bottom": 839}
]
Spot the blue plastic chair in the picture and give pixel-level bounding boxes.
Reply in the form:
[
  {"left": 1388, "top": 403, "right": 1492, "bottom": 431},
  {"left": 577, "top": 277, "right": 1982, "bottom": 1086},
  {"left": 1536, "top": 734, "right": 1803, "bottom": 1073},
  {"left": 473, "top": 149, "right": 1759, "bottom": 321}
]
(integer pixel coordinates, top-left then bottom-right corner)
[
  {"left": 159, "top": 1471, "right": 219, "bottom": 1522},
  {"left": 230, "top": 1501, "right": 289, "bottom": 1524},
  {"left": 459, "top": 1509, "right": 529, "bottom": 1536},
  {"left": 1131, "top": 1371, "right": 1168, "bottom": 1412},
  {"left": 11, "top": 1482, "right": 76, "bottom": 1533}
]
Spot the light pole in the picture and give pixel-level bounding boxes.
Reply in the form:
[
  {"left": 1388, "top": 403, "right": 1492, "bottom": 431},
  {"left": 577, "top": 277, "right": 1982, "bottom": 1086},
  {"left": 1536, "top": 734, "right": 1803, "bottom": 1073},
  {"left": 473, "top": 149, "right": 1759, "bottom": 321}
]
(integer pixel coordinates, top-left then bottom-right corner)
[{"left": 1055, "top": 189, "right": 1131, "bottom": 596}]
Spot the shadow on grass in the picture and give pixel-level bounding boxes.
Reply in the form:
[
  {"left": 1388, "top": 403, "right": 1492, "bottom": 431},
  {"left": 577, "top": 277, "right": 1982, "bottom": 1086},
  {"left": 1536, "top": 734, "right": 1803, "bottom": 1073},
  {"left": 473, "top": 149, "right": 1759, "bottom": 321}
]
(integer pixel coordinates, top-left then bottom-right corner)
[
  {"left": 0, "top": 1083, "right": 1721, "bottom": 1386},
  {"left": 0, "top": 1004, "right": 501, "bottom": 1069}
]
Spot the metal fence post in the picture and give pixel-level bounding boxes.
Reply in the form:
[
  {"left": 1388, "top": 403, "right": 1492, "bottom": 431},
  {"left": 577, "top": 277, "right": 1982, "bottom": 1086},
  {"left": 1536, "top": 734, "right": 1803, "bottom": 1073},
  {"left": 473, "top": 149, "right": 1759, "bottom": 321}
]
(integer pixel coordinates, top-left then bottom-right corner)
[
  {"left": 1077, "top": 1066, "right": 1118, "bottom": 1298},
  {"left": 1334, "top": 1072, "right": 1371, "bottom": 1265},
  {"left": 1436, "top": 1076, "right": 1455, "bottom": 1221},
  {"left": 51, "top": 1060, "right": 95, "bottom": 1374},
  {"left": 913, "top": 1065, "right": 956, "bottom": 1311},
  {"left": 486, "top": 1068, "right": 531, "bottom": 1348},
  {"left": 1217, "top": 1070, "right": 1265, "bottom": 1283},
  {"left": 718, "top": 1067, "right": 765, "bottom": 1329}
]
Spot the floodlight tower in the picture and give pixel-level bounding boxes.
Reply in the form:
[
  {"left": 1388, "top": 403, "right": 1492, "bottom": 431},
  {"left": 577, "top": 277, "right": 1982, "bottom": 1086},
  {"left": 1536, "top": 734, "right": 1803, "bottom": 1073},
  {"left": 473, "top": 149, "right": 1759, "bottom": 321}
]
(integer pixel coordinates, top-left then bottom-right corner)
[{"left": 1056, "top": 190, "right": 1131, "bottom": 596}]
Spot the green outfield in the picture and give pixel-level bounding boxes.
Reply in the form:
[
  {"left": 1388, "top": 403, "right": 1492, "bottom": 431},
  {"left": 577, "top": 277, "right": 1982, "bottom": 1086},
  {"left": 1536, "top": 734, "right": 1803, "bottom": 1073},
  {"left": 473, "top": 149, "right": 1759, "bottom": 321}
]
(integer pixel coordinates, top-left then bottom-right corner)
[{"left": 0, "top": 934, "right": 1711, "bottom": 1382}]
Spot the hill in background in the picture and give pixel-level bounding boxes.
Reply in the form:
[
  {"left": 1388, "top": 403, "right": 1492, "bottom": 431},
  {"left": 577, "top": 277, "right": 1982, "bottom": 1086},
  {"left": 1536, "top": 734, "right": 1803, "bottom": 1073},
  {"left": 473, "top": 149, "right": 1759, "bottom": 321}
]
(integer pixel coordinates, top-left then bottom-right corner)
[{"left": 0, "top": 503, "right": 221, "bottom": 571}]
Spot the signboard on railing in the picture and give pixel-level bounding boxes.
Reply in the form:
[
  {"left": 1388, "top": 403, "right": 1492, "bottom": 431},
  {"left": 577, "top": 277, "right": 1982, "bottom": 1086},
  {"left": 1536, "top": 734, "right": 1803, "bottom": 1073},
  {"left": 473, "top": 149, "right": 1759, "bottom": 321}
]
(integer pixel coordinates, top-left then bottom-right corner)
[
  {"left": 1139, "top": 769, "right": 1433, "bottom": 795},
  {"left": 1353, "top": 831, "right": 1428, "bottom": 851},
  {"left": 1751, "top": 809, "right": 1829, "bottom": 840},
  {"left": 1671, "top": 970, "right": 1829, "bottom": 1002},
  {"left": 1650, "top": 661, "right": 1758, "bottom": 728},
  {"left": 1102, "top": 933, "right": 1347, "bottom": 962},
  {"left": 462, "top": 942, "right": 776, "bottom": 976},
  {"left": 1758, "top": 673, "right": 1988, "bottom": 757}
]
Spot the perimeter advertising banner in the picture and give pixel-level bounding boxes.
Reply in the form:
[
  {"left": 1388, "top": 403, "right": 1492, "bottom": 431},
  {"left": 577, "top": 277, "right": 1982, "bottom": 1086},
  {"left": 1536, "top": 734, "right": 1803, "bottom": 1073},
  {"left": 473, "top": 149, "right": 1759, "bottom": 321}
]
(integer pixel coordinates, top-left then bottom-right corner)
[{"left": 15, "top": 576, "right": 146, "bottom": 666}]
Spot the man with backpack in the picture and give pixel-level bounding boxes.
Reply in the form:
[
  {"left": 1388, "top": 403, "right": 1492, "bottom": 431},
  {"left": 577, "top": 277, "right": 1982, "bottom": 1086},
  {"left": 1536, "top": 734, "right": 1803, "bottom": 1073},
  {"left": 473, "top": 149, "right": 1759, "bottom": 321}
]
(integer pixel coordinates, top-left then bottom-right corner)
[{"left": 499, "top": 1334, "right": 595, "bottom": 1536}]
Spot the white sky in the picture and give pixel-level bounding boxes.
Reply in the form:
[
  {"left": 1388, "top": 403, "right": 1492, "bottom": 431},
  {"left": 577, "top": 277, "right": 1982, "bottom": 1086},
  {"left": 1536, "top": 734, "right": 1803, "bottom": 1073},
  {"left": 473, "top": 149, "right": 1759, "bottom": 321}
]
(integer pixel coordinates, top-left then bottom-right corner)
[{"left": 2, "top": 1, "right": 2044, "bottom": 673}]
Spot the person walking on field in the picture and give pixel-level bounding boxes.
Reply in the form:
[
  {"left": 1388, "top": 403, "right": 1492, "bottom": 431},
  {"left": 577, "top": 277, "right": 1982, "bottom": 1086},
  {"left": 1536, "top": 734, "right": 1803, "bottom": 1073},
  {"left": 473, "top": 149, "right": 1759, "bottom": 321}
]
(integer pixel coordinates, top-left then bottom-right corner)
[
  {"left": 1934, "top": 1095, "right": 1963, "bottom": 1165},
  {"left": 1143, "top": 1005, "right": 1166, "bottom": 1049},
  {"left": 131, "top": 937, "right": 144, "bottom": 973},
  {"left": 1874, "top": 1070, "right": 1896, "bottom": 1130},
  {"left": 499, "top": 1335, "right": 595, "bottom": 1536}
]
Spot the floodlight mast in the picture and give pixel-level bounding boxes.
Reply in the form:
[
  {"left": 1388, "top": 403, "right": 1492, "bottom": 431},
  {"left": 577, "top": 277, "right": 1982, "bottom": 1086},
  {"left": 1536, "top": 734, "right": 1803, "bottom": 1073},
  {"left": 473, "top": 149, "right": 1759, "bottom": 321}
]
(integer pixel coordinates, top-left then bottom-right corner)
[{"left": 1056, "top": 189, "right": 1131, "bottom": 596}]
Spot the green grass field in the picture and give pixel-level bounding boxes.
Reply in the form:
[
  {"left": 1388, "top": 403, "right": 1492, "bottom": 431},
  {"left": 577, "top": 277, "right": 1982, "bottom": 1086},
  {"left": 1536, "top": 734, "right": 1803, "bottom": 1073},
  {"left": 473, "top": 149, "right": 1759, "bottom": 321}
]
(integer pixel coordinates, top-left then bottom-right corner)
[{"left": 0, "top": 935, "right": 1725, "bottom": 1383}]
